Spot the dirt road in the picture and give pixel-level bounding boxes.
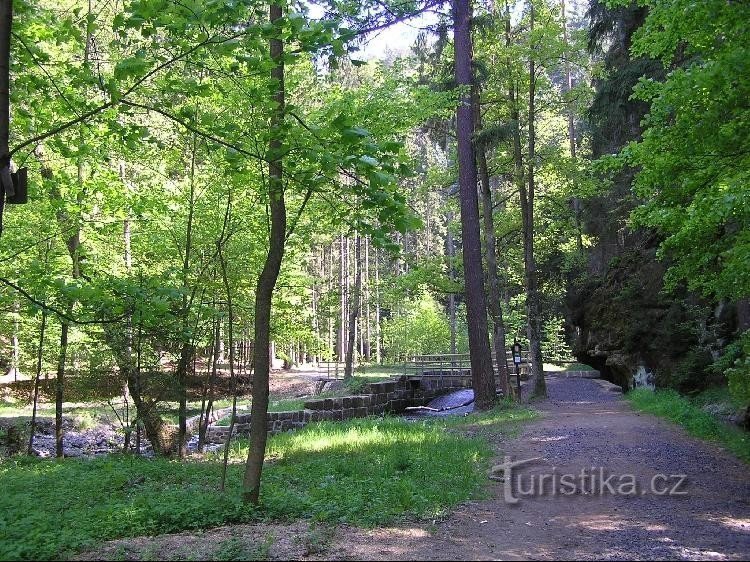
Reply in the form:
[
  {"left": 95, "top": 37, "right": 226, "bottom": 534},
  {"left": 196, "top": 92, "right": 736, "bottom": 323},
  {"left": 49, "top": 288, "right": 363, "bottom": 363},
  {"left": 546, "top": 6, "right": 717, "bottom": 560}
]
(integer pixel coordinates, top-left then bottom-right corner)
[{"left": 326, "top": 375, "right": 750, "bottom": 560}]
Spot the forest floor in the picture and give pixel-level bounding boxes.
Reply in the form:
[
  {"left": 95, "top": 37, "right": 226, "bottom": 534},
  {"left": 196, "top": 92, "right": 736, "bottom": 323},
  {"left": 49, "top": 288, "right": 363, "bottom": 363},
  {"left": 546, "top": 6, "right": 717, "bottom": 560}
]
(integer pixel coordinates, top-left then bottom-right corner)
[{"left": 79, "top": 374, "right": 750, "bottom": 561}]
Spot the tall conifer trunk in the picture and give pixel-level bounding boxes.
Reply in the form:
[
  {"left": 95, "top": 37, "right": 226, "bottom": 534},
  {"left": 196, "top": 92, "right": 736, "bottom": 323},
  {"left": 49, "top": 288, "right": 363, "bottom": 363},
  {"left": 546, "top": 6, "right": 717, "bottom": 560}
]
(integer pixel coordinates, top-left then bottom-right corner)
[
  {"left": 523, "top": 1, "right": 546, "bottom": 397},
  {"left": 453, "top": 0, "right": 495, "bottom": 409}
]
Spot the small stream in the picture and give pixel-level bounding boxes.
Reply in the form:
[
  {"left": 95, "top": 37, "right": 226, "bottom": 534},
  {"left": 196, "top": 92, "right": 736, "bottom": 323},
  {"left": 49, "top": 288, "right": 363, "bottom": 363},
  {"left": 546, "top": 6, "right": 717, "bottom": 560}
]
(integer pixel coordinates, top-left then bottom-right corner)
[{"left": 17, "top": 389, "right": 478, "bottom": 458}]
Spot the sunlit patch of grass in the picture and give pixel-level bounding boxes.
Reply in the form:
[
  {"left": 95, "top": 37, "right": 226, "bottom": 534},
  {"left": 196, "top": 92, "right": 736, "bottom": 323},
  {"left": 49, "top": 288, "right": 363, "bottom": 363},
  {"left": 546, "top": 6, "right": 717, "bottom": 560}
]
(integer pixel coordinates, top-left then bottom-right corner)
[
  {"left": 627, "top": 389, "right": 750, "bottom": 462},
  {"left": 353, "top": 364, "right": 405, "bottom": 379},
  {"left": 0, "top": 406, "right": 541, "bottom": 560},
  {"left": 0, "top": 400, "right": 116, "bottom": 429},
  {"left": 458, "top": 404, "right": 538, "bottom": 428},
  {"left": 268, "top": 397, "right": 306, "bottom": 413}
]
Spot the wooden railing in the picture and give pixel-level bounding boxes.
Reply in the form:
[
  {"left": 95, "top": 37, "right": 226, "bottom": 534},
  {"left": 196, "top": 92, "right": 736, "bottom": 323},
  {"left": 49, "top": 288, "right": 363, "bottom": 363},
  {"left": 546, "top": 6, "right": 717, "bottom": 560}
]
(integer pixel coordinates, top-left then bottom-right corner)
[
  {"left": 317, "top": 361, "right": 347, "bottom": 380},
  {"left": 403, "top": 352, "right": 535, "bottom": 395},
  {"left": 404, "top": 352, "right": 532, "bottom": 377}
]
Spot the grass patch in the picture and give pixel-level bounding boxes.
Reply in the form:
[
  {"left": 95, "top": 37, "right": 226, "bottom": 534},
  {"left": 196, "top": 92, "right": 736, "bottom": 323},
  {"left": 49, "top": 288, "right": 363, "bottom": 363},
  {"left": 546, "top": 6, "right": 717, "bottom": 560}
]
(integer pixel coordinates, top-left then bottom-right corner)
[
  {"left": 0, "top": 404, "right": 533, "bottom": 560},
  {"left": 214, "top": 398, "right": 304, "bottom": 426},
  {"left": 353, "top": 364, "right": 405, "bottom": 379},
  {"left": 445, "top": 401, "right": 537, "bottom": 436},
  {"left": 690, "top": 386, "right": 744, "bottom": 410},
  {"left": 268, "top": 398, "right": 306, "bottom": 413},
  {"left": 626, "top": 389, "right": 750, "bottom": 462},
  {"left": 212, "top": 534, "right": 274, "bottom": 561}
]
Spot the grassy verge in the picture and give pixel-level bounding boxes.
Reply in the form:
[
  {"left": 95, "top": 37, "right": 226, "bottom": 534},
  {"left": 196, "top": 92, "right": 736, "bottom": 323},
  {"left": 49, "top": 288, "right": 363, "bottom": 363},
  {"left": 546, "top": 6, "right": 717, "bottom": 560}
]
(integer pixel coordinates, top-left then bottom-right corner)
[
  {"left": 627, "top": 389, "right": 750, "bottom": 462},
  {"left": 353, "top": 364, "right": 405, "bottom": 379},
  {"left": 0, "top": 404, "right": 534, "bottom": 560}
]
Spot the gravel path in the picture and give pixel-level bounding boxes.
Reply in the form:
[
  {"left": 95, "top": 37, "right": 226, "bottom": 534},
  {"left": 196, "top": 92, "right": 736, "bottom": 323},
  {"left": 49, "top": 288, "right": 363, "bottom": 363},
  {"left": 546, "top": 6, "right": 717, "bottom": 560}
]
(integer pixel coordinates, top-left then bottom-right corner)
[
  {"left": 326, "top": 374, "right": 750, "bottom": 560},
  {"left": 79, "top": 374, "right": 750, "bottom": 561}
]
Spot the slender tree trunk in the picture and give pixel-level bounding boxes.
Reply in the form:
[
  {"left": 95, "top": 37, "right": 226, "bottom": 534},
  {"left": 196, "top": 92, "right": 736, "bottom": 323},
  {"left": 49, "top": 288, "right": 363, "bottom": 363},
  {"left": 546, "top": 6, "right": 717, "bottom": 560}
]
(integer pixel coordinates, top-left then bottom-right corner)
[
  {"left": 0, "top": 0, "right": 11, "bottom": 237},
  {"left": 219, "top": 237, "right": 237, "bottom": 491},
  {"left": 338, "top": 234, "right": 346, "bottom": 361},
  {"left": 507, "top": 0, "right": 525, "bottom": 400},
  {"left": 11, "top": 299, "right": 19, "bottom": 379},
  {"left": 453, "top": 0, "right": 496, "bottom": 410},
  {"left": 374, "top": 246, "right": 381, "bottom": 364},
  {"left": 524, "top": 1, "right": 546, "bottom": 397},
  {"left": 344, "top": 234, "right": 361, "bottom": 379},
  {"left": 561, "top": 0, "right": 583, "bottom": 252},
  {"left": 53, "top": 3, "right": 90, "bottom": 456},
  {"left": 120, "top": 161, "right": 133, "bottom": 451},
  {"left": 364, "top": 237, "right": 371, "bottom": 361},
  {"left": 473, "top": 90, "right": 510, "bottom": 396},
  {"left": 446, "top": 212, "right": 458, "bottom": 355},
  {"left": 55, "top": 318, "right": 69, "bottom": 457},
  {"left": 243, "top": 1, "right": 286, "bottom": 504},
  {"left": 177, "top": 119, "right": 200, "bottom": 459},
  {"left": 28, "top": 307, "right": 46, "bottom": 455},
  {"left": 311, "top": 249, "right": 320, "bottom": 364},
  {"left": 198, "top": 317, "right": 220, "bottom": 451}
]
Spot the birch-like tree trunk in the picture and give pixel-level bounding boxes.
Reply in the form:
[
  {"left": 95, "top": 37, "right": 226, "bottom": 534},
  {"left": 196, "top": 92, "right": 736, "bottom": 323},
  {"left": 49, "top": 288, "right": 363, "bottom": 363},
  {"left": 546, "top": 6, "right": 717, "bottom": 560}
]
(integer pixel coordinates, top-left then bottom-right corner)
[{"left": 344, "top": 234, "right": 362, "bottom": 379}]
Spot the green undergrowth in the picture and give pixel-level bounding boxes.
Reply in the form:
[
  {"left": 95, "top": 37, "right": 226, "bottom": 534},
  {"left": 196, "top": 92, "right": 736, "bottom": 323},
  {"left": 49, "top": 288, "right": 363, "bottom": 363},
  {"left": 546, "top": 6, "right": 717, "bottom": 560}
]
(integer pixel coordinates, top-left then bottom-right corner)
[
  {"left": 0, "top": 404, "right": 533, "bottom": 561},
  {"left": 627, "top": 389, "right": 750, "bottom": 462}
]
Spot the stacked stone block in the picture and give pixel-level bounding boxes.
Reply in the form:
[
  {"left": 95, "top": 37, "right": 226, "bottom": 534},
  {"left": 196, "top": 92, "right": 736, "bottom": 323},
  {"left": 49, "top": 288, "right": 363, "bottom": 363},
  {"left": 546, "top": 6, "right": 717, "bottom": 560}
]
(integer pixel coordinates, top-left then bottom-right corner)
[{"left": 206, "top": 376, "right": 473, "bottom": 444}]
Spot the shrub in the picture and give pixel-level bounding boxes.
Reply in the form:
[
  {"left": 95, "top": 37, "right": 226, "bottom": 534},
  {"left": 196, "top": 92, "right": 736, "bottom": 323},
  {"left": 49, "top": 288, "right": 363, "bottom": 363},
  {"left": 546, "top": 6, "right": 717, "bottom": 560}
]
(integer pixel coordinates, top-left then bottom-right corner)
[{"left": 718, "top": 331, "right": 750, "bottom": 408}]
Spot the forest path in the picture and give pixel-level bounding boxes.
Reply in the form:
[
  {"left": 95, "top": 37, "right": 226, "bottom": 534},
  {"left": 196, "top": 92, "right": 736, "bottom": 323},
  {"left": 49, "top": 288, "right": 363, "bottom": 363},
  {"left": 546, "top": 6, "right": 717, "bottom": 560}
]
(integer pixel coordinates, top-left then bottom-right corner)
[
  {"left": 326, "top": 375, "right": 750, "bottom": 560},
  {"left": 76, "top": 376, "right": 750, "bottom": 561}
]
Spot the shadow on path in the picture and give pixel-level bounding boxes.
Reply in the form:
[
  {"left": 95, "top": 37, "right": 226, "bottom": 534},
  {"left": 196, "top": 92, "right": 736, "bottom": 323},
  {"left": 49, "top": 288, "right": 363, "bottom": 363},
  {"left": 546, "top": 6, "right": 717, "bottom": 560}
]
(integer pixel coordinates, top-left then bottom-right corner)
[{"left": 327, "top": 375, "right": 750, "bottom": 561}]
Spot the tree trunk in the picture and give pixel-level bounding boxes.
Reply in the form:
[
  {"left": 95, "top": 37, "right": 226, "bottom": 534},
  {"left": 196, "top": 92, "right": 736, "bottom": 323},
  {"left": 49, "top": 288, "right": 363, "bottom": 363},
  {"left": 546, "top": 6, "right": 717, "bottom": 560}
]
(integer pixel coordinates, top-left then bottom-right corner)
[
  {"left": 198, "top": 318, "right": 220, "bottom": 451},
  {"left": 453, "top": 0, "right": 496, "bottom": 410},
  {"left": 364, "top": 237, "right": 371, "bottom": 361},
  {"left": 446, "top": 212, "right": 458, "bottom": 355},
  {"left": 0, "top": 0, "right": 11, "bottom": 237},
  {"left": 374, "top": 246, "right": 381, "bottom": 364},
  {"left": 474, "top": 90, "right": 510, "bottom": 396},
  {"left": 344, "top": 234, "right": 361, "bottom": 379},
  {"left": 28, "top": 307, "right": 46, "bottom": 455},
  {"left": 243, "top": 1, "right": 286, "bottom": 505},
  {"left": 177, "top": 124, "right": 199, "bottom": 459},
  {"left": 524, "top": 1, "right": 546, "bottom": 397},
  {"left": 561, "top": 0, "right": 583, "bottom": 252},
  {"left": 338, "top": 234, "right": 346, "bottom": 360},
  {"left": 11, "top": 300, "right": 19, "bottom": 379},
  {"left": 219, "top": 236, "right": 237, "bottom": 491},
  {"left": 55, "top": 318, "right": 69, "bottom": 457},
  {"left": 119, "top": 161, "right": 133, "bottom": 450}
]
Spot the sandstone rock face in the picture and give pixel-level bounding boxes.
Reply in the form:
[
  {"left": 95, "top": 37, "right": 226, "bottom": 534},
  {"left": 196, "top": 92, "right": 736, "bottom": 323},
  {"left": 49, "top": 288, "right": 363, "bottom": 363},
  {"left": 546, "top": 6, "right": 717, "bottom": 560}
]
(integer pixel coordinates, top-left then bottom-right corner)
[{"left": 566, "top": 221, "right": 737, "bottom": 391}]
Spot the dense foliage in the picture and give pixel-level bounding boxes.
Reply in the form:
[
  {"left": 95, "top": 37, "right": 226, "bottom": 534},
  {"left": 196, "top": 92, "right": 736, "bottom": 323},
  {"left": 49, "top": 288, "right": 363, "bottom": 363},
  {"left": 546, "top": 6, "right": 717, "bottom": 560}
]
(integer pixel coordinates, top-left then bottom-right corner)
[{"left": 0, "top": 0, "right": 748, "bottom": 555}]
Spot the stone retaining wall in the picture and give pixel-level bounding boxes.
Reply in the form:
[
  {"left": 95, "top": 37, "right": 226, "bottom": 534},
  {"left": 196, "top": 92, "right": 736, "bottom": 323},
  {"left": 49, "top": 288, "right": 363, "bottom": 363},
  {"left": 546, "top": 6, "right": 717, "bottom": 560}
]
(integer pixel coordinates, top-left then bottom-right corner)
[{"left": 206, "top": 376, "right": 472, "bottom": 444}]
